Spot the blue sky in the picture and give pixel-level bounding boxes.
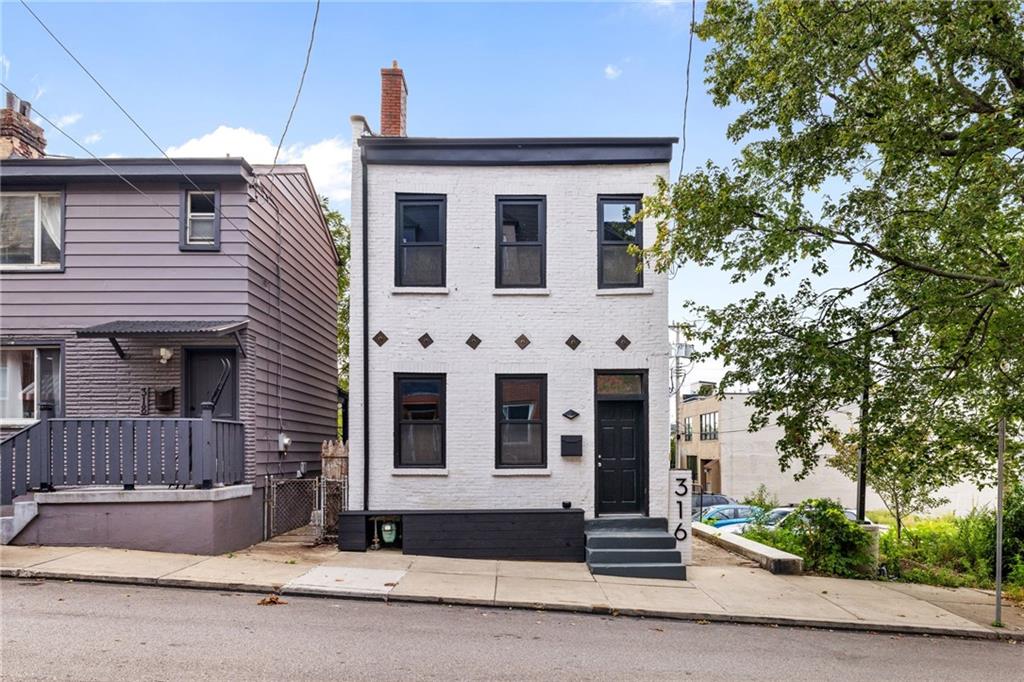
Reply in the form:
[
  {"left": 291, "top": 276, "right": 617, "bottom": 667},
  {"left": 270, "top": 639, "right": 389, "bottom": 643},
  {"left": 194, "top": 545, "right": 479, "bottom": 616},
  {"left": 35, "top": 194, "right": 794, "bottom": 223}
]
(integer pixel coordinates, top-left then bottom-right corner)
[{"left": 1, "top": 1, "right": 778, "bottom": 385}]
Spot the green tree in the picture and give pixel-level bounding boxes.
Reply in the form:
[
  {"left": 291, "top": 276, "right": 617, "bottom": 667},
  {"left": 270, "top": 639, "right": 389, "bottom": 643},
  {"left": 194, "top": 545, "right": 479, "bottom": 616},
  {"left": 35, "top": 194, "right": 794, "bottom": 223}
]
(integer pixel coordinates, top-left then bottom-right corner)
[
  {"left": 828, "top": 429, "right": 949, "bottom": 540},
  {"left": 320, "top": 196, "right": 350, "bottom": 391},
  {"left": 642, "top": 0, "right": 1023, "bottom": 484}
]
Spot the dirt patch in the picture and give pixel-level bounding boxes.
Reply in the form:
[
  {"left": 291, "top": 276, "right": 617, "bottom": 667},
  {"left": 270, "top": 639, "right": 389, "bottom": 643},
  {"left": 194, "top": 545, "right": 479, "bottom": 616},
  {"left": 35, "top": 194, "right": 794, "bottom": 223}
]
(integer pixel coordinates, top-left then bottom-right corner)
[{"left": 691, "top": 537, "right": 758, "bottom": 568}]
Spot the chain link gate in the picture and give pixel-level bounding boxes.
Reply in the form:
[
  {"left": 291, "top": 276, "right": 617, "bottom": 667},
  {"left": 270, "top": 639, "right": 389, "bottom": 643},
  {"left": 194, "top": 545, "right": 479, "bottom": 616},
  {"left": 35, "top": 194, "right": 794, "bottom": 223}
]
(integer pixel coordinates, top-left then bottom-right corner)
[
  {"left": 314, "top": 477, "right": 347, "bottom": 544},
  {"left": 267, "top": 477, "right": 318, "bottom": 538}
]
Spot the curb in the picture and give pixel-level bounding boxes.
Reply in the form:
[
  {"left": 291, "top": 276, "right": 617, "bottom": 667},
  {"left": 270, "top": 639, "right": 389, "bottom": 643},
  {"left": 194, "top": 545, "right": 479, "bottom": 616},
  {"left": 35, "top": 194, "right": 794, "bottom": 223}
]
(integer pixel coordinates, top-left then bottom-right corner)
[{"left": 4, "top": 570, "right": 1011, "bottom": 641}]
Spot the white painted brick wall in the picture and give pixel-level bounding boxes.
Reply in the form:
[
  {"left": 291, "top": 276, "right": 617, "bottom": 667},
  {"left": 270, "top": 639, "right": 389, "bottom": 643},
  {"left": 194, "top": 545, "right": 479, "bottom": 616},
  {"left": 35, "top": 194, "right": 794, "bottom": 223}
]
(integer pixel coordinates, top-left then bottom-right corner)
[{"left": 349, "top": 121, "right": 670, "bottom": 518}]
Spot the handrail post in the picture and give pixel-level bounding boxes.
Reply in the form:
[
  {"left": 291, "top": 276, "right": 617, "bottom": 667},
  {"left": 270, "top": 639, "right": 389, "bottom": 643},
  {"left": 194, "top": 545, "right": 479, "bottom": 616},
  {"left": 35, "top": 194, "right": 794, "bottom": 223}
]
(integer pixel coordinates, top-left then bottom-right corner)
[
  {"left": 200, "top": 402, "right": 215, "bottom": 489},
  {"left": 36, "top": 402, "right": 54, "bottom": 491}
]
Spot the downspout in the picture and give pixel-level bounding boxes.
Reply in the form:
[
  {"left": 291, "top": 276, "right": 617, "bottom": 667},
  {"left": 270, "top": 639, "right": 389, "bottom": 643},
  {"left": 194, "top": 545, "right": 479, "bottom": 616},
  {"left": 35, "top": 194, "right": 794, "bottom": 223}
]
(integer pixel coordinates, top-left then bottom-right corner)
[{"left": 361, "top": 146, "right": 370, "bottom": 510}]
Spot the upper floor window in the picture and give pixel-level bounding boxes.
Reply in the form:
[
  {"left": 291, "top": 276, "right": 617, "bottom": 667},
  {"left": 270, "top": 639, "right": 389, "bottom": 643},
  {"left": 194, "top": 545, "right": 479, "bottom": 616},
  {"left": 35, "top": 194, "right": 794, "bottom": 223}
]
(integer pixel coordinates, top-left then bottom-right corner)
[
  {"left": 0, "top": 346, "right": 61, "bottom": 424},
  {"left": 496, "top": 196, "right": 545, "bottom": 288},
  {"left": 395, "top": 373, "right": 445, "bottom": 467},
  {"left": 699, "top": 411, "right": 718, "bottom": 441},
  {"left": 496, "top": 375, "right": 546, "bottom": 468},
  {"left": 179, "top": 189, "right": 221, "bottom": 251},
  {"left": 598, "top": 195, "right": 643, "bottom": 288},
  {"left": 0, "top": 192, "right": 62, "bottom": 269},
  {"left": 683, "top": 416, "right": 693, "bottom": 441},
  {"left": 396, "top": 194, "right": 445, "bottom": 287}
]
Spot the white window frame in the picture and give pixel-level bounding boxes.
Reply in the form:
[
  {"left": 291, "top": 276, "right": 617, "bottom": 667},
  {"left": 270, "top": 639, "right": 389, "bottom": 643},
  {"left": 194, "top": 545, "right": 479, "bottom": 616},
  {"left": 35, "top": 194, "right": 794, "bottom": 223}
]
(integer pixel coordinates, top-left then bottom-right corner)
[
  {"left": 0, "top": 346, "right": 61, "bottom": 427},
  {"left": 186, "top": 191, "right": 217, "bottom": 244},
  {"left": 0, "top": 191, "right": 62, "bottom": 270}
]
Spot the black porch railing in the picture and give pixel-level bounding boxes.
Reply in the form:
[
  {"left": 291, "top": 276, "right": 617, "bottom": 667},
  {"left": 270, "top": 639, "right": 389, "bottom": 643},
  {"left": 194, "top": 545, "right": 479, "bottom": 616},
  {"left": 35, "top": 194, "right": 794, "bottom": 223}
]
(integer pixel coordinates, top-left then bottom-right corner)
[{"left": 1, "top": 402, "right": 245, "bottom": 506}]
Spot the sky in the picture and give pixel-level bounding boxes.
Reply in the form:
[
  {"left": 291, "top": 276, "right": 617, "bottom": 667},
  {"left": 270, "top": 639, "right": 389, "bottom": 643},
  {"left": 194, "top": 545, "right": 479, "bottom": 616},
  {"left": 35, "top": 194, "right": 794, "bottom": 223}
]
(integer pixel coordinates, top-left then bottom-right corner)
[{"left": 1, "top": 1, "right": 779, "bottom": 388}]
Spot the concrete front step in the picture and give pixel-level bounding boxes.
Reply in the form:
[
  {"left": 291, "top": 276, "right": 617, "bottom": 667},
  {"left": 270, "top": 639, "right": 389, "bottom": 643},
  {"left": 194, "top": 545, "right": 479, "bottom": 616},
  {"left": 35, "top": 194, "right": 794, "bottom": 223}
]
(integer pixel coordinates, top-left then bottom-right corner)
[
  {"left": 585, "top": 516, "right": 667, "bottom": 532},
  {"left": 588, "top": 562, "right": 687, "bottom": 580},
  {"left": 586, "top": 547, "right": 681, "bottom": 564},
  {"left": 584, "top": 531, "right": 677, "bottom": 550}
]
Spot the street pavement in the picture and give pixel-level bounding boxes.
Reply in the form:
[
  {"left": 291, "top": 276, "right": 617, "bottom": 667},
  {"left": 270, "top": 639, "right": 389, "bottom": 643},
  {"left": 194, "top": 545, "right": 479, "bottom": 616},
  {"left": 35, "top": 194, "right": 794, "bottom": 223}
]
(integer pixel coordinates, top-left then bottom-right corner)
[
  {"left": 3, "top": 542, "right": 1019, "bottom": 639},
  {"left": 1, "top": 580, "right": 1019, "bottom": 681}
]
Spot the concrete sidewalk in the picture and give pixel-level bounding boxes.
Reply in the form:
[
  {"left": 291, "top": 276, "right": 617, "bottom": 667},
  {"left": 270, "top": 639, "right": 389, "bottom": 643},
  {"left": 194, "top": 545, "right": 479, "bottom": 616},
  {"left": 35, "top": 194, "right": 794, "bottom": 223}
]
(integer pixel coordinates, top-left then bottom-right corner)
[{"left": 2, "top": 542, "right": 1019, "bottom": 640}]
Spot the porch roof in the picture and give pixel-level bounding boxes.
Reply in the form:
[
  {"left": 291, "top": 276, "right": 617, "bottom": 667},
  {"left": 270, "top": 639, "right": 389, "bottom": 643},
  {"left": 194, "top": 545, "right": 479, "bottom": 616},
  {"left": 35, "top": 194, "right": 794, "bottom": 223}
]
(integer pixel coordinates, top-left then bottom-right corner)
[{"left": 76, "top": 320, "right": 247, "bottom": 338}]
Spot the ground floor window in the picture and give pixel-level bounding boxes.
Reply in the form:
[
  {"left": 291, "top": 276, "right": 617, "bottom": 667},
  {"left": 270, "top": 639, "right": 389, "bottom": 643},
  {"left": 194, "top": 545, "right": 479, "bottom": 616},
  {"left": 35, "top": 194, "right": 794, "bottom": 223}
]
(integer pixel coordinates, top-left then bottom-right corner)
[
  {"left": 395, "top": 374, "right": 445, "bottom": 467},
  {"left": 496, "top": 374, "right": 546, "bottom": 468},
  {"left": 0, "top": 346, "right": 61, "bottom": 423}
]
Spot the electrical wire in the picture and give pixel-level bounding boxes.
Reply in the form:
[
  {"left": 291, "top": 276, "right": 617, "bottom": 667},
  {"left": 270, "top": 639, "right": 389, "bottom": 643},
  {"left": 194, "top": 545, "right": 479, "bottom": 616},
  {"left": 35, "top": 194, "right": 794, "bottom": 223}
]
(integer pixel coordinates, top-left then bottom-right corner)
[
  {"left": 677, "top": 0, "right": 696, "bottom": 182},
  {"left": 272, "top": 0, "right": 321, "bottom": 166}
]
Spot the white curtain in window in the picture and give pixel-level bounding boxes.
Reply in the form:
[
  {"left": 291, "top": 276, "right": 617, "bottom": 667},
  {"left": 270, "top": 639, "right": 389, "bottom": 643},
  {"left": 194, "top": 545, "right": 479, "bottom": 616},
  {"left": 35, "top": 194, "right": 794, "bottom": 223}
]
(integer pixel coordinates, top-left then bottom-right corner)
[{"left": 39, "top": 194, "right": 62, "bottom": 264}]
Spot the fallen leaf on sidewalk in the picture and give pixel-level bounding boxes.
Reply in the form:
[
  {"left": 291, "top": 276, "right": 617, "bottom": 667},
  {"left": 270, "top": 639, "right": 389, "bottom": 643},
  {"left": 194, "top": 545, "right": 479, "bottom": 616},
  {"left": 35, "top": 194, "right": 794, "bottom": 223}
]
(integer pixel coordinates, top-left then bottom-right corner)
[
  {"left": 696, "top": 619, "right": 709, "bottom": 625},
  {"left": 649, "top": 627, "right": 664, "bottom": 633},
  {"left": 257, "top": 594, "right": 288, "bottom": 606},
  {"left": 384, "top": 582, "right": 398, "bottom": 586}
]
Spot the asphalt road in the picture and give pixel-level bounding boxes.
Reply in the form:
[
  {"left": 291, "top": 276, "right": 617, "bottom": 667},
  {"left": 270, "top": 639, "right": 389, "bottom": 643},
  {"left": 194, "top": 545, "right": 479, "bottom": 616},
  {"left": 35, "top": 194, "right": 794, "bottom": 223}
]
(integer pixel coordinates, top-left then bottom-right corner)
[{"left": 1, "top": 579, "right": 1019, "bottom": 681}]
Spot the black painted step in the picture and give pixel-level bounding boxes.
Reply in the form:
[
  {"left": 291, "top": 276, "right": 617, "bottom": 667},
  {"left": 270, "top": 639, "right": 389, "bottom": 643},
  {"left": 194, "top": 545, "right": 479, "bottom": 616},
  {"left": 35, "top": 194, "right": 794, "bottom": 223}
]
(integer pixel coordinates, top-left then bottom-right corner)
[
  {"left": 585, "top": 517, "right": 668, "bottom": 532},
  {"left": 586, "top": 547, "right": 681, "bottom": 564},
  {"left": 588, "top": 562, "right": 687, "bottom": 580},
  {"left": 584, "top": 531, "right": 677, "bottom": 550}
]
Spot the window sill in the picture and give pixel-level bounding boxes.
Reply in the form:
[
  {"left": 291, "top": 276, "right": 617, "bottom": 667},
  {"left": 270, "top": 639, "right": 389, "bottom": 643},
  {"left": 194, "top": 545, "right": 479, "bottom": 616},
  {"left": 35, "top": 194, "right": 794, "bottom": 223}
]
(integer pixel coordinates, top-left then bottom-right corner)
[
  {"left": 596, "top": 287, "right": 654, "bottom": 296},
  {"left": 492, "top": 469, "right": 551, "bottom": 477},
  {"left": 0, "top": 419, "right": 39, "bottom": 429},
  {"left": 391, "top": 468, "right": 449, "bottom": 477},
  {"left": 493, "top": 288, "right": 550, "bottom": 296},
  {"left": 0, "top": 266, "right": 63, "bottom": 274},
  {"left": 390, "top": 287, "right": 450, "bottom": 295}
]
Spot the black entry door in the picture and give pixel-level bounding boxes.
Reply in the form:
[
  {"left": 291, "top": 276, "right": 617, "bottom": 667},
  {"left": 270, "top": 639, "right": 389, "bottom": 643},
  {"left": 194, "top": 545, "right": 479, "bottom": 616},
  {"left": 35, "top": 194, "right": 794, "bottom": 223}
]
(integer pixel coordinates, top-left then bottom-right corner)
[
  {"left": 185, "top": 349, "right": 238, "bottom": 419},
  {"left": 597, "top": 401, "right": 644, "bottom": 514}
]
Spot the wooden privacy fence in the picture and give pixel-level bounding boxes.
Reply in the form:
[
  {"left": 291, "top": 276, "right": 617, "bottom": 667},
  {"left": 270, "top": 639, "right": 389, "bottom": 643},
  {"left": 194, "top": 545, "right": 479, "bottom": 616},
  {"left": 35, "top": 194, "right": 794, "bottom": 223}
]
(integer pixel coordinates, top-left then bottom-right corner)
[{"left": 1, "top": 402, "right": 245, "bottom": 505}]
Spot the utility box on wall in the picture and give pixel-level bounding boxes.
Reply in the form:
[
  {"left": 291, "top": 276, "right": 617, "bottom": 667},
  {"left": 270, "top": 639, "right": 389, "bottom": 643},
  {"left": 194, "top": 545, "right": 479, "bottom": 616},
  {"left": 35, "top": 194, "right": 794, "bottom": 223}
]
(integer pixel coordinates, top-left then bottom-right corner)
[{"left": 560, "top": 435, "right": 582, "bottom": 457}]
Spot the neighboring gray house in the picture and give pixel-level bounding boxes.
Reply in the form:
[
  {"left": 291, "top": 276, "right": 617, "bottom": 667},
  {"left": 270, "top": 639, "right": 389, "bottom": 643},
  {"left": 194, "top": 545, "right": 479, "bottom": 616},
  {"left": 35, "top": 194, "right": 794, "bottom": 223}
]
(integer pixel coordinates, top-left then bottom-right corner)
[{"left": 0, "top": 94, "right": 338, "bottom": 553}]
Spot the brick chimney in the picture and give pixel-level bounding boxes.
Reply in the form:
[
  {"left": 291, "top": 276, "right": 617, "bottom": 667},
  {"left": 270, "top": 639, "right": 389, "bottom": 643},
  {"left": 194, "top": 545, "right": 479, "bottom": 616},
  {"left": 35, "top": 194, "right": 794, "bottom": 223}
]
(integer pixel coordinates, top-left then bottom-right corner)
[
  {"left": 380, "top": 60, "right": 407, "bottom": 137},
  {"left": 1, "top": 93, "right": 47, "bottom": 159}
]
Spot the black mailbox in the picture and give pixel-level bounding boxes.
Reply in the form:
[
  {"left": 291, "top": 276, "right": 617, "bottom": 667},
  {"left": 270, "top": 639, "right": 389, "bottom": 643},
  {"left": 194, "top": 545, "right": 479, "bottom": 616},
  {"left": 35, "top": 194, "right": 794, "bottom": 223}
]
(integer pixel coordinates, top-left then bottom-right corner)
[{"left": 560, "top": 435, "right": 583, "bottom": 457}]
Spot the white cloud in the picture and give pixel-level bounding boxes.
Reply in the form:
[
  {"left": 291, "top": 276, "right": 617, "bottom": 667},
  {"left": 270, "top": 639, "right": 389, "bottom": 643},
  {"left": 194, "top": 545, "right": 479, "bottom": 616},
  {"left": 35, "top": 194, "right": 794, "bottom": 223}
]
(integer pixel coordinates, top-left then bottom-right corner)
[
  {"left": 166, "top": 125, "right": 351, "bottom": 203},
  {"left": 32, "top": 84, "right": 46, "bottom": 102},
  {"left": 604, "top": 64, "right": 622, "bottom": 80},
  {"left": 0, "top": 55, "right": 10, "bottom": 81},
  {"left": 83, "top": 132, "right": 102, "bottom": 145},
  {"left": 55, "top": 112, "right": 82, "bottom": 128}
]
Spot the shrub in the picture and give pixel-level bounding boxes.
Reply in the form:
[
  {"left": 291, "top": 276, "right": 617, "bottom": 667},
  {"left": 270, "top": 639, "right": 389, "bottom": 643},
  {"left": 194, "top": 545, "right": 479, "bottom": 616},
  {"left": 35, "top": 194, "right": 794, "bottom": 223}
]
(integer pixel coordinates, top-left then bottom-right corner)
[
  {"left": 743, "top": 498, "right": 874, "bottom": 578},
  {"left": 742, "top": 484, "right": 779, "bottom": 511}
]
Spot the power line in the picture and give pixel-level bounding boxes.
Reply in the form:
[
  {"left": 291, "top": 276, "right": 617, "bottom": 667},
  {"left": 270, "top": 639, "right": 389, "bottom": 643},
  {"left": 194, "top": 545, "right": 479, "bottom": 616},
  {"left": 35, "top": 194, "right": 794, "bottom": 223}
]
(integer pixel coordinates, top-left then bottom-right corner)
[
  {"left": 272, "top": 0, "right": 321, "bottom": 166},
  {"left": 677, "top": 0, "right": 697, "bottom": 182},
  {"left": 0, "top": 83, "right": 248, "bottom": 270},
  {"left": 19, "top": 0, "right": 247, "bottom": 237}
]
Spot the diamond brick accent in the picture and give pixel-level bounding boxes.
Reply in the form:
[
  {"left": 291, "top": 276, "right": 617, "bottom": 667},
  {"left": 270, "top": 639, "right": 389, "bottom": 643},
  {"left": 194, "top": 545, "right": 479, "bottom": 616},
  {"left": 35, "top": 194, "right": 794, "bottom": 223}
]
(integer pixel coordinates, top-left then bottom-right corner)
[
  {"left": 562, "top": 409, "right": 580, "bottom": 420},
  {"left": 465, "top": 334, "right": 481, "bottom": 349},
  {"left": 373, "top": 331, "right": 388, "bottom": 347},
  {"left": 515, "top": 334, "right": 531, "bottom": 349},
  {"left": 565, "top": 335, "right": 581, "bottom": 350},
  {"left": 615, "top": 335, "right": 631, "bottom": 350},
  {"left": 419, "top": 333, "right": 434, "bottom": 348}
]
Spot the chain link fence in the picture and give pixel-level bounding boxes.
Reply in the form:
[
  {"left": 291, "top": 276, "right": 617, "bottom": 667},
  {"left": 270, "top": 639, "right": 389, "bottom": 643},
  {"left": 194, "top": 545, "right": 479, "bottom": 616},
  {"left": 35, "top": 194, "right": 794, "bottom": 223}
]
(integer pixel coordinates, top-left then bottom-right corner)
[
  {"left": 265, "top": 474, "right": 347, "bottom": 542},
  {"left": 315, "top": 477, "right": 347, "bottom": 544}
]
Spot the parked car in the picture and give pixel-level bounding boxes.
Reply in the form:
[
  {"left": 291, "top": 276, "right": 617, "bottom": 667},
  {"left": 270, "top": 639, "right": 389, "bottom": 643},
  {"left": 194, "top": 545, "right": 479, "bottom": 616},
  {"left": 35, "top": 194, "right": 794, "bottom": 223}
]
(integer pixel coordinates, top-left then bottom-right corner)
[
  {"left": 691, "top": 492, "right": 737, "bottom": 517},
  {"left": 700, "top": 504, "right": 764, "bottom": 528},
  {"left": 731, "top": 506, "right": 860, "bottom": 534}
]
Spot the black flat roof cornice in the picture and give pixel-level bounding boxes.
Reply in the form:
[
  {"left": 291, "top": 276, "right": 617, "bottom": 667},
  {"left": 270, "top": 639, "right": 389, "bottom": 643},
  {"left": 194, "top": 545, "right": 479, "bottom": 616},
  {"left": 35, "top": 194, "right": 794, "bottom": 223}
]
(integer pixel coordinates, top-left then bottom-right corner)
[
  {"left": 0, "top": 157, "right": 254, "bottom": 184},
  {"left": 360, "top": 136, "right": 677, "bottom": 166}
]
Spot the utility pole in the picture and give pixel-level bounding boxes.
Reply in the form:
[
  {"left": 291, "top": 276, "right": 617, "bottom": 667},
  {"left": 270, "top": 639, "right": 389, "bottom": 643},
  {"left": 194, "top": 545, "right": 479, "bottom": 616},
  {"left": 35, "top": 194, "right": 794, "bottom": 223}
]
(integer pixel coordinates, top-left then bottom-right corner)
[
  {"left": 856, "top": 335, "right": 870, "bottom": 523},
  {"left": 994, "top": 414, "right": 1005, "bottom": 627}
]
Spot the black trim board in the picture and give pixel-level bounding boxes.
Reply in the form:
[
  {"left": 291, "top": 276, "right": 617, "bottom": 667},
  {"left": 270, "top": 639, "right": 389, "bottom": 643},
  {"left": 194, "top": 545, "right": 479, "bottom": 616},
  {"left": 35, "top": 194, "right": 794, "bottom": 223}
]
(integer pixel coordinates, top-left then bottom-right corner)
[
  {"left": 361, "top": 137, "right": 676, "bottom": 166},
  {"left": 338, "top": 509, "right": 585, "bottom": 561}
]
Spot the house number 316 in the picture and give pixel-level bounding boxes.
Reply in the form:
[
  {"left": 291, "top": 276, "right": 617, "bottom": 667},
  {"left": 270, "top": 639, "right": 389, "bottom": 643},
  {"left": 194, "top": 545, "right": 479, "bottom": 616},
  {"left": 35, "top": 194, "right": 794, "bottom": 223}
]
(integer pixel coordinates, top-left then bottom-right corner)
[{"left": 673, "top": 477, "right": 689, "bottom": 541}]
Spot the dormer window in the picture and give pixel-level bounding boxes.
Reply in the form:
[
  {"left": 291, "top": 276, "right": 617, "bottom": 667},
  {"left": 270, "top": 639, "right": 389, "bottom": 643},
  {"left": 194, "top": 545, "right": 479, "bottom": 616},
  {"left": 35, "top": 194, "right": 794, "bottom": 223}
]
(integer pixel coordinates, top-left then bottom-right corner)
[{"left": 180, "top": 189, "right": 221, "bottom": 251}]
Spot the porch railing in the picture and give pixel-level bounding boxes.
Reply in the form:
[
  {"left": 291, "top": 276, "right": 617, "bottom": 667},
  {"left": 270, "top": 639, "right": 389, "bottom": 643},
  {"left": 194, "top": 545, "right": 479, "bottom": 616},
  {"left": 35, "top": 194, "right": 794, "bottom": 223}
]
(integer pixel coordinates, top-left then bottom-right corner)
[{"left": 1, "top": 402, "right": 245, "bottom": 506}]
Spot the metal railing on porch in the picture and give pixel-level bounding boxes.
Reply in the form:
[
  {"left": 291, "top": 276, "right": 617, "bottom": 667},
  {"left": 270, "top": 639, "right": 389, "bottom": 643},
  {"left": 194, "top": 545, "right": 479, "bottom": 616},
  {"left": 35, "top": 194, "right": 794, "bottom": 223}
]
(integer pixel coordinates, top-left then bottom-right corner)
[{"left": 1, "top": 401, "right": 245, "bottom": 505}]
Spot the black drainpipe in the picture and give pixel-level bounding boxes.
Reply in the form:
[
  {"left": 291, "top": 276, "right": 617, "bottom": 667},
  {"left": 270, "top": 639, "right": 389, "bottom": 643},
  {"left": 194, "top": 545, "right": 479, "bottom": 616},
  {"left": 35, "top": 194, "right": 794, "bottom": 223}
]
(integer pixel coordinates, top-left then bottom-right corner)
[{"left": 361, "top": 146, "right": 370, "bottom": 511}]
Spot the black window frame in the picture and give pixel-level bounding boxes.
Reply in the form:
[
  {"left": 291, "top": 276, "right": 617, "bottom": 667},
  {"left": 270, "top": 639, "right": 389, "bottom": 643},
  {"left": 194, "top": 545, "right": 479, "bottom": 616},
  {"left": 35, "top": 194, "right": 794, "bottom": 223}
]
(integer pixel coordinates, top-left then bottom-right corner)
[
  {"left": 699, "top": 411, "right": 718, "bottom": 441},
  {"left": 179, "top": 186, "right": 221, "bottom": 252},
  {"left": 683, "top": 415, "right": 693, "bottom": 442},
  {"left": 394, "top": 373, "right": 446, "bottom": 468},
  {"left": 597, "top": 194, "right": 644, "bottom": 289},
  {"left": 495, "top": 374, "right": 547, "bottom": 469},
  {"left": 495, "top": 195, "right": 546, "bottom": 288},
  {"left": 395, "top": 193, "right": 446, "bottom": 287}
]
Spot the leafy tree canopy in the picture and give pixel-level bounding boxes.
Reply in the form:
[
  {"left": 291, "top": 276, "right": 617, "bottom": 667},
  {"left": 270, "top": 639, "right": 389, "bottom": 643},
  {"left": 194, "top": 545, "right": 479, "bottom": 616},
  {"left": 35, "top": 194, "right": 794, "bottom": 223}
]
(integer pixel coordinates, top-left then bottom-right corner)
[
  {"left": 321, "top": 196, "right": 350, "bottom": 390},
  {"left": 642, "top": 0, "right": 1023, "bottom": 483}
]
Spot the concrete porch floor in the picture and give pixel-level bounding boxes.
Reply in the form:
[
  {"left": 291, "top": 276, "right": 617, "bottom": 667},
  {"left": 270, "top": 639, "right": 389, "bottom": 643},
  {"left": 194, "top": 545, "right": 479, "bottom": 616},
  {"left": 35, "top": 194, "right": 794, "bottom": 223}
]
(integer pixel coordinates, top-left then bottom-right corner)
[{"left": 2, "top": 539, "right": 1020, "bottom": 640}]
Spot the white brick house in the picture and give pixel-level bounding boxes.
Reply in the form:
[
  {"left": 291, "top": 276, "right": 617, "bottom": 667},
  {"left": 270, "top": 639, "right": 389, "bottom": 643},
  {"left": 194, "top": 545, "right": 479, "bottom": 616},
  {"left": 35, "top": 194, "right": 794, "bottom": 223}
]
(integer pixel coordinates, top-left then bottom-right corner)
[{"left": 344, "top": 64, "right": 681, "bottom": 574}]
